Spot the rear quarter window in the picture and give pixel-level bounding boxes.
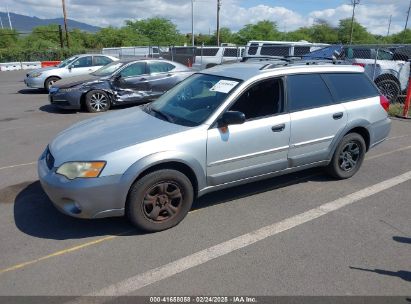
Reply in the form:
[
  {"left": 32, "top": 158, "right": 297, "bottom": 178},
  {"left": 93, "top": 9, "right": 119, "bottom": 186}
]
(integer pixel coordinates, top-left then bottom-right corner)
[
  {"left": 287, "top": 74, "right": 334, "bottom": 112},
  {"left": 321, "top": 73, "right": 379, "bottom": 102}
]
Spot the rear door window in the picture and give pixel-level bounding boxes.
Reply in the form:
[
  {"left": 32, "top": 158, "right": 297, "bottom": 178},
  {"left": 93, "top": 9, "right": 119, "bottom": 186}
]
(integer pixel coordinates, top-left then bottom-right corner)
[
  {"left": 148, "top": 62, "right": 175, "bottom": 73},
  {"left": 287, "top": 74, "right": 334, "bottom": 112},
  {"left": 93, "top": 56, "right": 113, "bottom": 66},
  {"left": 321, "top": 73, "right": 379, "bottom": 102}
]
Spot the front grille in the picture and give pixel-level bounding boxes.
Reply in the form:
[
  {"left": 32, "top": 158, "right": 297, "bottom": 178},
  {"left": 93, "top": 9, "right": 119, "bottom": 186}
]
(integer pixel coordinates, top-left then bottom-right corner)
[{"left": 45, "top": 148, "right": 55, "bottom": 170}]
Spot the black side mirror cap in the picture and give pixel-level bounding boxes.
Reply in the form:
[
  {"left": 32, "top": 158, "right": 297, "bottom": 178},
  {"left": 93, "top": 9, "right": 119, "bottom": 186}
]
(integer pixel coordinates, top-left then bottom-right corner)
[
  {"left": 218, "top": 111, "right": 246, "bottom": 127},
  {"left": 112, "top": 74, "right": 122, "bottom": 81}
]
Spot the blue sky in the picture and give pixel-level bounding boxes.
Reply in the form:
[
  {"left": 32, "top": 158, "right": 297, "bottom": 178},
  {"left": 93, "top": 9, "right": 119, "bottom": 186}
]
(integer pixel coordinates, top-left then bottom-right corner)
[
  {"left": 239, "top": 0, "right": 344, "bottom": 14},
  {"left": 1, "top": 0, "right": 408, "bottom": 36}
]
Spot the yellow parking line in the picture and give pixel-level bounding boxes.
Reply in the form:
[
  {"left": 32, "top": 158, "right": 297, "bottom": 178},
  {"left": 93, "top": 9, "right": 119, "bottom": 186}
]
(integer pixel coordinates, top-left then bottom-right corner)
[
  {"left": 0, "top": 162, "right": 36, "bottom": 171},
  {"left": 1, "top": 143, "right": 411, "bottom": 276},
  {"left": 0, "top": 230, "right": 133, "bottom": 276}
]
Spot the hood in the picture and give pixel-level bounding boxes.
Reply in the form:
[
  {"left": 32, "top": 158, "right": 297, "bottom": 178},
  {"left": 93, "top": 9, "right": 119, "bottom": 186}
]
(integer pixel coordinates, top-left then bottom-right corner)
[
  {"left": 49, "top": 107, "right": 190, "bottom": 165},
  {"left": 28, "top": 66, "right": 56, "bottom": 75},
  {"left": 53, "top": 74, "right": 103, "bottom": 88}
]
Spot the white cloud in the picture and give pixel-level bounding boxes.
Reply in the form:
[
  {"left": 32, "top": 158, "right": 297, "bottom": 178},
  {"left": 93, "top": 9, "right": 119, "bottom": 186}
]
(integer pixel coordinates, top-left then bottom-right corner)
[
  {"left": 309, "top": 3, "right": 405, "bottom": 35},
  {"left": 0, "top": 0, "right": 407, "bottom": 36}
]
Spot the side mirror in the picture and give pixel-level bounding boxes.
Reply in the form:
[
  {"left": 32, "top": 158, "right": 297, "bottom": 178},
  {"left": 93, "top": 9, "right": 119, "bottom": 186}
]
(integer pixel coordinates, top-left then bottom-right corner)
[
  {"left": 67, "top": 65, "right": 72, "bottom": 71},
  {"left": 218, "top": 111, "right": 246, "bottom": 127},
  {"left": 112, "top": 73, "right": 122, "bottom": 82}
]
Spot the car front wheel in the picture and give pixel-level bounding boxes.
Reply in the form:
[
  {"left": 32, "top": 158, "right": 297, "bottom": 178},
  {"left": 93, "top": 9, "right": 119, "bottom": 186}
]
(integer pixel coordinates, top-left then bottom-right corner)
[
  {"left": 326, "top": 133, "right": 366, "bottom": 179},
  {"left": 126, "top": 169, "right": 194, "bottom": 232},
  {"left": 45, "top": 76, "right": 60, "bottom": 91}
]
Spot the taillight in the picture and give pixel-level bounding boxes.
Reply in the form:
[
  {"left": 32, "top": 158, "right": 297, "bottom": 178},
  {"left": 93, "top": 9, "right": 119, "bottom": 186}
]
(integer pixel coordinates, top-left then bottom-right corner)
[
  {"left": 380, "top": 95, "right": 390, "bottom": 112},
  {"left": 353, "top": 63, "right": 366, "bottom": 67}
]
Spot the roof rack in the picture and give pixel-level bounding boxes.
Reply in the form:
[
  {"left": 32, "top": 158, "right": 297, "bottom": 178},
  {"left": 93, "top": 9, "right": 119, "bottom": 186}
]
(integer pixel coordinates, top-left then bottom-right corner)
[{"left": 259, "top": 59, "right": 347, "bottom": 70}]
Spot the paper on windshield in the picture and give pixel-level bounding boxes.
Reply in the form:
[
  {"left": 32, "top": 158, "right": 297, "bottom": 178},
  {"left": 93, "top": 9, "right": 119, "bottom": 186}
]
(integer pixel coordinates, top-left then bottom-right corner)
[{"left": 209, "top": 80, "right": 239, "bottom": 93}]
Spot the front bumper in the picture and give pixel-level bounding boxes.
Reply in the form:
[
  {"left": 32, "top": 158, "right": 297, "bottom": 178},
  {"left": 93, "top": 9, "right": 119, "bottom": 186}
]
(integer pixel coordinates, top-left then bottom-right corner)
[
  {"left": 38, "top": 154, "right": 125, "bottom": 219},
  {"left": 49, "top": 88, "right": 82, "bottom": 109},
  {"left": 24, "top": 76, "right": 44, "bottom": 89}
]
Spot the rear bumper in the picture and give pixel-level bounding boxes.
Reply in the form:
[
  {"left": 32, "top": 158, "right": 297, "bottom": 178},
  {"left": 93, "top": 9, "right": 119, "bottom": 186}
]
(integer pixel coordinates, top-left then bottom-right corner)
[{"left": 369, "top": 117, "right": 391, "bottom": 149}]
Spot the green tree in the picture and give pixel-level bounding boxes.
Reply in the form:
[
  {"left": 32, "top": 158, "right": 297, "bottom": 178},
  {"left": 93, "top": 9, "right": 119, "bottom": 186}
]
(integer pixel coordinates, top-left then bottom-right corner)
[
  {"left": 125, "top": 17, "right": 185, "bottom": 45},
  {"left": 0, "top": 28, "right": 19, "bottom": 49},
  {"left": 287, "top": 27, "right": 313, "bottom": 42},
  {"left": 310, "top": 23, "right": 339, "bottom": 43},
  {"left": 338, "top": 18, "right": 376, "bottom": 44},
  {"left": 235, "top": 20, "right": 280, "bottom": 44},
  {"left": 388, "top": 29, "right": 411, "bottom": 44}
]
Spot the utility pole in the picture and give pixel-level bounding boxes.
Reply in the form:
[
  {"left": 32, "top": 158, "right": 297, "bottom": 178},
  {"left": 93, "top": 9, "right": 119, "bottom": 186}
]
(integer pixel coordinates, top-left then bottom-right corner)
[
  {"left": 62, "top": 0, "right": 70, "bottom": 48},
  {"left": 191, "top": 0, "right": 194, "bottom": 46},
  {"left": 58, "top": 25, "right": 64, "bottom": 48},
  {"left": 216, "top": 0, "right": 221, "bottom": 46},
  {"left": 386, "top": 15, "right": 392, "bottom": 38},
  {"left": 349, "top": 0, "right": 360, "bottom": 45},
  {"left": 0, "top": 16, "right": 3, "bottom": 29},
  {"left": 404, "top": 0, "right": 411, "bottom": 43}
]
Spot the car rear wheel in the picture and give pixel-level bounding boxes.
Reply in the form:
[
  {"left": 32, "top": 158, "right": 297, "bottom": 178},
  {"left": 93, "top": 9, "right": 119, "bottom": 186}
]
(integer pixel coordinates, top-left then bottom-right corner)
[
  {"left": 326, "top": 133, "right": 366, "bottom": 179},
  {"left": 45, "top": 76, "right": 60, "bottom": 91},
  {"left": 126, "top": 169, "right": 194, "bottom": 232},
  {"left": 376, "top": 79, "right": 400, "bottom": 103},
  {"left": 85, "top": 90, "right": 110, "bottom": 113}
]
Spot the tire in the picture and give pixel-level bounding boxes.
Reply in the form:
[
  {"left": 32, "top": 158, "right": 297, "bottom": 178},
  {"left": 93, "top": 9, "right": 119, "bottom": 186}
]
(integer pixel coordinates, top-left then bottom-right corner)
[
  {"left": 376, "top": 79, "right": 400, "bottom": 103},
  {"left": 45, "top": 76, "right": 60, "bottom": 91},
  {"left": 126, "top": 169, "right": 194, "bottom": 232},
  {"left": 326, "top": 133, "right": 366, "bottom": 179},
  {"left": 85, "top": 90, "right": 110, "bottom": 113}
]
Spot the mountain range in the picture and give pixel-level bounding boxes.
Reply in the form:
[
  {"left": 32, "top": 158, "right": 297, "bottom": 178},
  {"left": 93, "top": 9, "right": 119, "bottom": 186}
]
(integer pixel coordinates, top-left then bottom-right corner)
[{"left": 0, "top": 11, "right": 101, "bottom": 33}]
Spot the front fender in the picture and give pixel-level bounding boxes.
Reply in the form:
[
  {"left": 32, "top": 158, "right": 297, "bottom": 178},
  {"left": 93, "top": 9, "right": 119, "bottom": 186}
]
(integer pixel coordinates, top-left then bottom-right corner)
[{"left": 118, "top": 151, "right": 207, "bottom": 204}]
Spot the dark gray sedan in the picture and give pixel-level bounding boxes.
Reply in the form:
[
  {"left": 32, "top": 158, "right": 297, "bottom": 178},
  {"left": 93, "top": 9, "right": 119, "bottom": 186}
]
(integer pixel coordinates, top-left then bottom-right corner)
[{"left": 49, "top": 59, "right": 193, "bottom": 112}]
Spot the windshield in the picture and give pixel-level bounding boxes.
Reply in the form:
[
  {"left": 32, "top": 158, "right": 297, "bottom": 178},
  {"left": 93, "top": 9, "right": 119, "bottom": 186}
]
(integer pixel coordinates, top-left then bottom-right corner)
[
  {"left": 91, "top": 61, "right": 125, "bottom": 76},
  {"left": 57, "top": 56, "right": 78, "bottom": 68},
  {"left": 145, "top": 74, "right": 242, "bottom": 127}
]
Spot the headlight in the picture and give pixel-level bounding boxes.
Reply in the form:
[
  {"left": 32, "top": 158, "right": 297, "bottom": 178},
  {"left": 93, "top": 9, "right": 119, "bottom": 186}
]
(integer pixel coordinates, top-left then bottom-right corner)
[
  {"left": 56, "top": 161, "right": 106, "bottom": 180},
  {"left": 30, "top": 72, "right": 42, "bottom": 78}
]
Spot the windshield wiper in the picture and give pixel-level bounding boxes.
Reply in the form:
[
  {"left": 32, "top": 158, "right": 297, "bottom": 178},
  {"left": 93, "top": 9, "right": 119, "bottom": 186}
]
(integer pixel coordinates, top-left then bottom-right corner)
[{"left": 147, "top": 106, "right": 174, "bottom": 123}]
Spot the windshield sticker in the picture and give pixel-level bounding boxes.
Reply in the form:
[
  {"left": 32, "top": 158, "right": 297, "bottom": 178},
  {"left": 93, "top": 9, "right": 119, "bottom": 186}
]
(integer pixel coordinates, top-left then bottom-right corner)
[{"left": 209, "top": 80, "right": 239, "bottom": 93}]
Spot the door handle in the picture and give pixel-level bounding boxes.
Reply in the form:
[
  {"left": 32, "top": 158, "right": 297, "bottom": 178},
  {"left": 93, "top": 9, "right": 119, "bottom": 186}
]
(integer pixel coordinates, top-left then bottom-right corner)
[
  {"left": 139, "top": 78, "right": 147, "bottom": 81},
  {"left": 271, "top": 124, "right": 285, "bottom": 132},
  {"left": 333, "top": 112, "right": 343, "bottom": 120}
]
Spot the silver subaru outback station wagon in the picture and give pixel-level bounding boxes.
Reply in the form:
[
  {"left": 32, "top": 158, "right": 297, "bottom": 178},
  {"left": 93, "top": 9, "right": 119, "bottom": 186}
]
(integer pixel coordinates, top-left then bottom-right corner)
[{"left": 38, "top": 61, "right": 391, "bottom": 232}]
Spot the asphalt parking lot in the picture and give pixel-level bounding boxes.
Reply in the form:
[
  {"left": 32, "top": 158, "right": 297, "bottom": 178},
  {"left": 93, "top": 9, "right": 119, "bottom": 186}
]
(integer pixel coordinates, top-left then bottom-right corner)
[{"left": 0, "top": 70, "right": 410, "bottom": 298}]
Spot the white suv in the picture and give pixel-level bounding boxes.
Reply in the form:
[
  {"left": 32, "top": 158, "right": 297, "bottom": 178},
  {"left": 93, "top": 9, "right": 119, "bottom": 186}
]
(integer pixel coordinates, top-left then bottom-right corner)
[{"left": 193, "top": 46, "right": 245, "bottom": 70}]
